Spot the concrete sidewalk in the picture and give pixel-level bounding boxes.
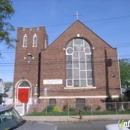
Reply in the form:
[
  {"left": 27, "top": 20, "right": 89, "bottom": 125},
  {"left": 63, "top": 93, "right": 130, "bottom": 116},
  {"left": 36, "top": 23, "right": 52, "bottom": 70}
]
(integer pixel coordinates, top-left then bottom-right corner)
[{"left": 22, "top": 115, "right": 130, "bottom": 122}]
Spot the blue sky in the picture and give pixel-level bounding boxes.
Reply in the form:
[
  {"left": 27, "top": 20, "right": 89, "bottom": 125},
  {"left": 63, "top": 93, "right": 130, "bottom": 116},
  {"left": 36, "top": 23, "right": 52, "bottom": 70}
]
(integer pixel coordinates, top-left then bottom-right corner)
[{"left": 0, "top": 0, "right": 130, "bottom": 82}]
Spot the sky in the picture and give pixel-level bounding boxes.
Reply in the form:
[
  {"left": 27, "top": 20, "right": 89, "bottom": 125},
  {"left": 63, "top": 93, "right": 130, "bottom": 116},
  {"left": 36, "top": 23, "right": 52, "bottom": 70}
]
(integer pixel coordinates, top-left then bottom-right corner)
[{"left": 0, "top": 0, "right": 130, "bottom": 82}]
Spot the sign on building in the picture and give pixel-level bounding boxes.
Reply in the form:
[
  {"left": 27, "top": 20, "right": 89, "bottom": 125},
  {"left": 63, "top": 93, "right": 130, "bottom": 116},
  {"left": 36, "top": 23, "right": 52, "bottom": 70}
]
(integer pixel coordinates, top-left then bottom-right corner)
[{"left": 43, "top": 79, "right": 62, "bottom": 85}]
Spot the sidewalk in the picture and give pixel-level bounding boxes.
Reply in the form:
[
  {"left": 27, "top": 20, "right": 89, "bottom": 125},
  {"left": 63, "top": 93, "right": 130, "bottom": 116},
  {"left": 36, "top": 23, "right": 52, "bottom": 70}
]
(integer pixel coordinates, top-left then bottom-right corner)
[{"left": 22, "top": 115, "right": 130, "bottom": 122}]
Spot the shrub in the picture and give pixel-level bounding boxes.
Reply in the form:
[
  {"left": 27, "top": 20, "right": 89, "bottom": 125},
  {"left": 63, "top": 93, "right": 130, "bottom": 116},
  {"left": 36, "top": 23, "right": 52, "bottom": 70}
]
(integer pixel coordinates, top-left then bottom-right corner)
[
  {"left": 62, "top": 104, "right": 69, "bottom": 111},
  {"left": 106, "top": 102, "right": 116, "bottom": 111},
  {"left": 44, "top": 105, "right": 54, "bottom": 112},
  {"left": 69, "top": 107, "right": 76, "bottom": 111},
  {"left": 33, "top": 110, "right": 37, "bottom": 113},
  {"left": 96, "top": 105, "right": 101, "bottom": 111},
  {"left": 118, "top": 94, "right": 128, "bottom": 102},
  {"left": 84, "top": 105, "right": 91, "bottom": 111},
  {"left": 106, "top": 93, "right": 114, "bottom": 102},
  {"left": 52, "top": 106, "right": 60, "bottom": 112}
]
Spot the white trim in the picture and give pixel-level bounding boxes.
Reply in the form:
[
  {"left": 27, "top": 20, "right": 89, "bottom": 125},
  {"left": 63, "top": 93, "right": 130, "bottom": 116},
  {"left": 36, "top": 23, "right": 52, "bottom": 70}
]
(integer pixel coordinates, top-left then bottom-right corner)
[
  {"left": 32, "top": 34, "right": 37, "bottom": 47},
  {"left": 66, "top": 38, "right": 93, "bottom": 87},
  {"left": 77, "top": 34, "right": 80, "bottom": 37},
  {"left": 14, "top": 79, "right": 32, "bottom": 105},
  {"left": 22, "top": 34, "right": 27, "bottom": 47},
  {"left": 18, "top": 87, "right": 30, "bottom": 89},
  {"left": 34, "top": 93, "right": 38, "bottom": 96},
  {"left": 64, "top": 86, "right": 96, "bottom": 89},
  {"left": 66, "top": 47, "right": 73, "bottom": 55},
  {"left": 44, "top": 38, "right": 47, "bottom": 49},
  {"left": 39, "top": 95, "right": 119, "bottom": 99},
  {"left": 14, "top": 80, "right": 32, "bottom": 115}
]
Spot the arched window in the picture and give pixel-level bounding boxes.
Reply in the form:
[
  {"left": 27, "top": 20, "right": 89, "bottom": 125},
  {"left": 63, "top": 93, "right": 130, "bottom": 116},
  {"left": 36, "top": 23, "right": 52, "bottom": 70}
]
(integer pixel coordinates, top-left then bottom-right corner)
[
  {"left": 66, "top": 38, "right": 93, "bottom": 87},
  {"left": 44, "top": 37, "right": 47, "bottom": 49},
  {"left": 33, "top": 34, "right": 37, "bottom": 47},
  {"left": 23, "top": 34, "right": 27, "bottom": 47},
  {"left": 19, "top": 81, "right": 30, "bottom": 87}
]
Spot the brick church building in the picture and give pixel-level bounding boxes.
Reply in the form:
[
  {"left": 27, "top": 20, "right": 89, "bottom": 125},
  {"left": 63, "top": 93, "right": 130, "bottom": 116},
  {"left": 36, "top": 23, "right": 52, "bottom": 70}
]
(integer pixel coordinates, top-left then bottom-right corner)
[{"left": 13, "top": 20, "right": 121, "bottom": 114}]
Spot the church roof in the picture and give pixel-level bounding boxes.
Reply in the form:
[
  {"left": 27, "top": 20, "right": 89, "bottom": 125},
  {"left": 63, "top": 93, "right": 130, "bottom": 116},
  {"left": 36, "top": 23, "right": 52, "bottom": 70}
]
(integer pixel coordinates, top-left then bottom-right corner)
[{"left": 47, "top": 20, "right": 115, "bottom": 49}]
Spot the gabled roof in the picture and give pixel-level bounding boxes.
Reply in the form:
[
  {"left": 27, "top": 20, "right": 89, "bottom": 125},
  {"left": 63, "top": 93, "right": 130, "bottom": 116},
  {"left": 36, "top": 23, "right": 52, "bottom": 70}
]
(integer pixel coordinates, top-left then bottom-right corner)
[
  {"left": 74, "top": 20, "right": 113, "bottom": 48},
  {"left": 47, "top": 20, "right": 114, "bottom": 49}
]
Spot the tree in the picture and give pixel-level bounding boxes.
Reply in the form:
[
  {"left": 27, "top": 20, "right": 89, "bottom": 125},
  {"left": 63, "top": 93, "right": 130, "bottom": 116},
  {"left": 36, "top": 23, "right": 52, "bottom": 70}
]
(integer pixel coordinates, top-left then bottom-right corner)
[
  {"left": 0, "top": 0, "right": 16, "bottom": 54},
  {"left": 119, "top": 59, "right": 130, "bottom": 88},
  {"left": 4, "top": 82, "right": 13, "bottom": 91}
]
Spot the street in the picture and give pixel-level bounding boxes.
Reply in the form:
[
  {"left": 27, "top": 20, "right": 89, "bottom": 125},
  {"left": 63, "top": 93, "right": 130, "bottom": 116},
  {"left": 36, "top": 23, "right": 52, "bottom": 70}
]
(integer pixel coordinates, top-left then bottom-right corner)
[{"left": 49, "top": 120, "right": 118, "bottom": 130}]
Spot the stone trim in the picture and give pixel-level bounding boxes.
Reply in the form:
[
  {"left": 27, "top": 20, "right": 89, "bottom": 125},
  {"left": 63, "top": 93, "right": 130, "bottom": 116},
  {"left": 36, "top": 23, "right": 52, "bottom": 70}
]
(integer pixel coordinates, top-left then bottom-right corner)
[
  {"left": 64, "top": 86, "right": 96, "bottom": 89},
  {"left": 39, "top": 95, "right": 119, "bottom": 99}
]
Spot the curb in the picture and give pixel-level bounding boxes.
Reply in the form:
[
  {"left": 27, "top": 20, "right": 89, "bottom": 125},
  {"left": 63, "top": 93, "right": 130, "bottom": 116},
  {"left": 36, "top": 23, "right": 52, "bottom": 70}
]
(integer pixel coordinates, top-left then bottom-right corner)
[{"left": 23, "top": 115, "right": 130, "bottom": 122}]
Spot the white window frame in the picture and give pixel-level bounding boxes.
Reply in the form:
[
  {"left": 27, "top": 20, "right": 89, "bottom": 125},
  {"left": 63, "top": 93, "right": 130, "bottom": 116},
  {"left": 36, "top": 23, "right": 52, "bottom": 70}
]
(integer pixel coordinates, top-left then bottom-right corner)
[
  {"left": 32, "top": 34, "right": 37, "bottom": 47},
  {"left": 66, "top": 38, "right": 93, "bottom": 87},
  {"left": 44, "top": 37, "right": 47, "bottom": 49},
  {"left": 23, "top": 34, "right": 27, "bottom": 47}
]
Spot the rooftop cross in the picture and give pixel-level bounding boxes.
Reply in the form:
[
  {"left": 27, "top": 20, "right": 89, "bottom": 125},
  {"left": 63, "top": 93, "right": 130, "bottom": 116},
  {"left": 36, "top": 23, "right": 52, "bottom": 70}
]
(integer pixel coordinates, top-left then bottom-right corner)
[{"left": 73, "top": 11, "right": 81, "bottom": 20}]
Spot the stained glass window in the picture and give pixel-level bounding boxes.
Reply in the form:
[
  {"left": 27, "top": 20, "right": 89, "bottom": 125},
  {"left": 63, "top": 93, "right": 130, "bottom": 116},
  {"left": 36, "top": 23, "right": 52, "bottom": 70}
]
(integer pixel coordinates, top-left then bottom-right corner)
[{"left": 66, "top": 38, "right": 93, "bottom": 87}]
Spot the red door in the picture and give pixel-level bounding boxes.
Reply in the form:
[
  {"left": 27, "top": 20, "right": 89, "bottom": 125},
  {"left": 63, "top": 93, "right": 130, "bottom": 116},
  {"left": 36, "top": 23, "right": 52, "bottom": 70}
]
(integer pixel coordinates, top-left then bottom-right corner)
[{"left": 18, "top": 88, "right": 29, "bottom": 103}]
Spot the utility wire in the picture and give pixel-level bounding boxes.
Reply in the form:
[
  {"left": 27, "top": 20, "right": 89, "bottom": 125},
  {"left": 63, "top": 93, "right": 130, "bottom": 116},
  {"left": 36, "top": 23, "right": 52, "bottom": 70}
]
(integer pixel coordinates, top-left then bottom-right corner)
[
  {"left": 45, "top": 15, "right": 130, "bottom": 27},
  {"left": 1, "top": 44, "right": 130, "bottom": 53}
]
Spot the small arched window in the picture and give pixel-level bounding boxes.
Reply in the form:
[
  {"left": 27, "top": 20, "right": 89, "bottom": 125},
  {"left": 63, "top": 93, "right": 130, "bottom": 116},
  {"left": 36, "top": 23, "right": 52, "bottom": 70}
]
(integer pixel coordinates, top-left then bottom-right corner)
[
  {"left": 66, "top": 38, "right": 93, "bottom": 87},
  {"left": 33, "top": 34, "right": 37, "bottom": 47},
  {"left": 19, "top": 81, "right": 30, "bottom": 87},
  {"left": 44, "top": 37, "right": 47, "bottom": 49},
  {"left": 23, "top": 34, "right": 27, "bottom": 47}
]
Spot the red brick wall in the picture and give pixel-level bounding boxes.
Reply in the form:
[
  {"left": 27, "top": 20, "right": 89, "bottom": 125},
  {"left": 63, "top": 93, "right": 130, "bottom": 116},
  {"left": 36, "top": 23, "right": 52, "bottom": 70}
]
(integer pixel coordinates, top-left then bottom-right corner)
[
  {"left": 40, "top": 20, "right": 120, "bottom": 97},
  {"left": 14, "top": 21, "right": 120, "bottom": 111},
  {"left": 14, "top": 26, "right": 48, "bottom": 97}
]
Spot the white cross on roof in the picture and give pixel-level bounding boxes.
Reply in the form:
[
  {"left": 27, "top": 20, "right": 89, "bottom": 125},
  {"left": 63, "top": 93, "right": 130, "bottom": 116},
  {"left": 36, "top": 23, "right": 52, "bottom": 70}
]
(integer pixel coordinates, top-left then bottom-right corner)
[{"left": 73, "top": 11, "right": 81, "bottom": 20}]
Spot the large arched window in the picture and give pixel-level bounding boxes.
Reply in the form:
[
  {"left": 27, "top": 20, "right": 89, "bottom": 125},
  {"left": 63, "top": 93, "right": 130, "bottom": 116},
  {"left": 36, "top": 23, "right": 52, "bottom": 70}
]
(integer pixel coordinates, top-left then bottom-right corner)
[{"left": 66, "top": 38, "right": 93, "bottom": 87}]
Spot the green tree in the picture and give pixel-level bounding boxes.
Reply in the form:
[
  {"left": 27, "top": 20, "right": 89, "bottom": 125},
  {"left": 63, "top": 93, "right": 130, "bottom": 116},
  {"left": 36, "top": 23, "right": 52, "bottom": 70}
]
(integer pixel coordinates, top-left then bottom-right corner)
[
  {"left": 4, "top": 82, "right": 13, "bottom": 91},
  {"left": 119, "top": 59, "right": 130, "bottom": 88},
  {"left": 0, "top": 0, "right": 16, "bottom": 56}
]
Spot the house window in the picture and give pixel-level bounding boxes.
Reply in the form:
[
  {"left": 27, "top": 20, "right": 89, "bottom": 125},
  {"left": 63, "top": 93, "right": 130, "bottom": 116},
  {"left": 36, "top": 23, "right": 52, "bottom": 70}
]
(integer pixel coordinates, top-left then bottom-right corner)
[
  {"left": 49, "top": 99, "right": 56, "bottom": 106},
  {"left": 33, "top": 34, "right": 37, "bottom": 47},
  {"left": 23, "top": 34, "right": 27, "bottom": 47},
  {"left": 66, "top": 38, "right": 93, "bottom": 87},
  {"left": 44, "top": 38, "right": 47, "bottom": 49},
  {"left": 76, "top": 99, "right": 85, "bottom": 110}
]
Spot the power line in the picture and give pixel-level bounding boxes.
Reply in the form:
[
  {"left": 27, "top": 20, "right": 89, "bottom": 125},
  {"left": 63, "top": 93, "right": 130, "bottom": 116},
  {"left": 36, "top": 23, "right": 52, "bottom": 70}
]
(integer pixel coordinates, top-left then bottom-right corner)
[
  {"left": 1, "top": 44, "right": 130, "bottom": 53},
  {"left": 0, "top": 55, "right": 130, "bottom": 63},
  {"left": 0, "top": 42, "right": 130, "bottom": 53},
  {"left": 83, "top": 15, "right": 130, "bottom": 23},
  {"left": 45, "top": 15, "right": 130, "bottom": 27}
]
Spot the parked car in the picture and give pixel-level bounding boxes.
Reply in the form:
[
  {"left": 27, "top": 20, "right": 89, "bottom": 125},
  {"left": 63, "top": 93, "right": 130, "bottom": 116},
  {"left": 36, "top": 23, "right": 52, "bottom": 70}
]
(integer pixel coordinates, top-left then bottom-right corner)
[
  {"left": 105, "top": 124, "right": 129, "bottom": 130},
  {"left": 0, "top": 105, "right": 57, "bottom": 130}
]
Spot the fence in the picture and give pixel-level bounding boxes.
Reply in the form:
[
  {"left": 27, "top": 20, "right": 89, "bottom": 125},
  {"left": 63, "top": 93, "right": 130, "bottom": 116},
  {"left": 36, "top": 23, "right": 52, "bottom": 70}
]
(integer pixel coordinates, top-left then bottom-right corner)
[{"left": 27, "top": 102, "right": 130, "bottom": 116}]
